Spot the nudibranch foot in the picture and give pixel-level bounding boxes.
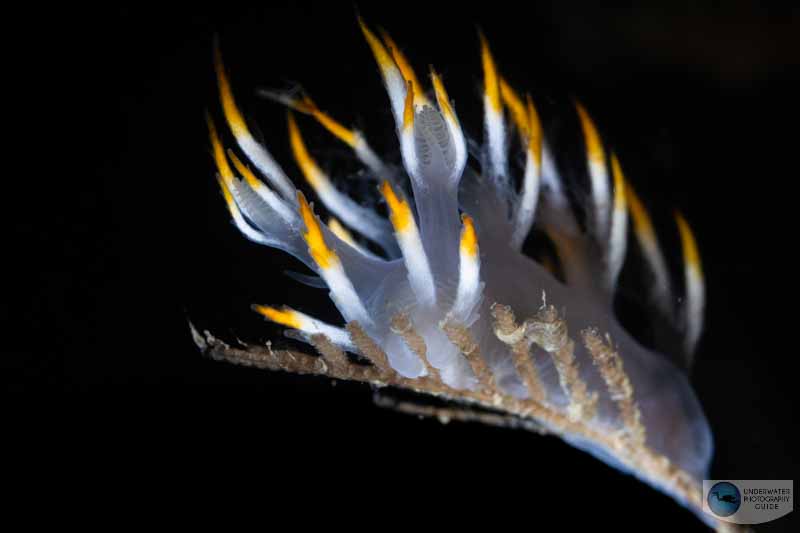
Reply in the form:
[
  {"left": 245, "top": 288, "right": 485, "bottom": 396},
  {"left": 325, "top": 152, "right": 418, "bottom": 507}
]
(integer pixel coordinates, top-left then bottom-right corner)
[{"left": 190, "top": 304, "right": 721, "bottom": 529}]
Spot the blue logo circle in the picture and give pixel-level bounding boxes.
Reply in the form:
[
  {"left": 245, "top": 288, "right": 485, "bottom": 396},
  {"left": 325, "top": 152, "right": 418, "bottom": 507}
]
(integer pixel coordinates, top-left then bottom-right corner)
[{"left": 708, "top": 482, "right": 741, "bottom": 517}]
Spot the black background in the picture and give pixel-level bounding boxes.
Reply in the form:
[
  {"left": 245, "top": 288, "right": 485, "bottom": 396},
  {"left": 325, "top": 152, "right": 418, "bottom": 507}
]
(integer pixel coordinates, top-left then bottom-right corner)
[{"left": 18, "top": 2, "right": 799, "bottom": 530}]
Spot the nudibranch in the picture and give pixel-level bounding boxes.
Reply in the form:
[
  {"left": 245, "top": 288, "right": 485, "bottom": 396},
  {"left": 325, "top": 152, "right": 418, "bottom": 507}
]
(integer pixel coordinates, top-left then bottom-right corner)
[{"left": 195, "top": 19, "right": 731, "bottom": 530}]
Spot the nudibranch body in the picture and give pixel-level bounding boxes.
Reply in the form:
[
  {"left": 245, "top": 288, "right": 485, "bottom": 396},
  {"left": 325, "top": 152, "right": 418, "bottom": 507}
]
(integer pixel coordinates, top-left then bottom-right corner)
[{"left": 199, "top": 20, "right": 723, "bottom": 529}]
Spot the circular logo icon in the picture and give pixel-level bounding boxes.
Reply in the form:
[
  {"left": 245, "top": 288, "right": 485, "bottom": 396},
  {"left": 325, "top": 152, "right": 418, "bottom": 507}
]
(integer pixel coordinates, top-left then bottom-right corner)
[{"left": 708, "top": 481, "right": 741, "bottom": 517}]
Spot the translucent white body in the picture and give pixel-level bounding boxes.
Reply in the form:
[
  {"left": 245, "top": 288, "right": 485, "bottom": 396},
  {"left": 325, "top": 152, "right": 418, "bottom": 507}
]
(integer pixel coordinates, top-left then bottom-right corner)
[{"left": 208, "top": 25, "right": 713, "bottom": 523}]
